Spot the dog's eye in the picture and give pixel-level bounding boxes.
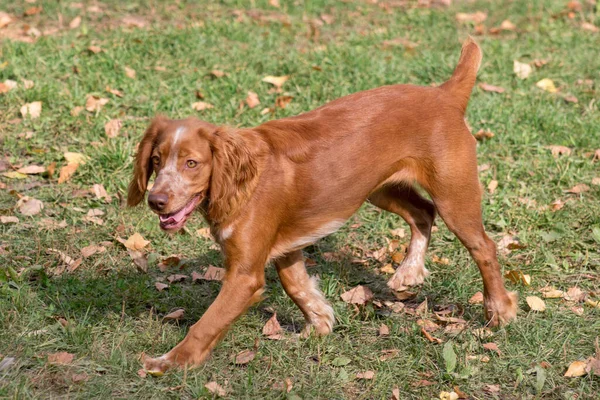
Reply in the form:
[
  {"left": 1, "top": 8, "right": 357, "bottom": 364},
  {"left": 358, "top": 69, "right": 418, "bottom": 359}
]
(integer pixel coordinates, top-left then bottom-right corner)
[
  {"left": 186, "top": 160, "right": 198, "bottom": 168},
  {"left": 151, "top": 156, "right": 160, "bottom": 165}
]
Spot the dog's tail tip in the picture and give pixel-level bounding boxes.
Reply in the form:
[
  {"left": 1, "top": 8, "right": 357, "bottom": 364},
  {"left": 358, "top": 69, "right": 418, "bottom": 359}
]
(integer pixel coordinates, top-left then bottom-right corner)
[{"left": 440, "top": 36, "right": 482, "bottom": 113}]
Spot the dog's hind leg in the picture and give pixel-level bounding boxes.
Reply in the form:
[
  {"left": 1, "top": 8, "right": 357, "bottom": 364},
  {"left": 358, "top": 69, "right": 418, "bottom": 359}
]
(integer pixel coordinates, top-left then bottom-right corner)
[
  {"left": 275, "top": 250, "right": 334, "bottom": 337},
  {"left": 369, "top": 185, "right": 436, "bottom": 290}
]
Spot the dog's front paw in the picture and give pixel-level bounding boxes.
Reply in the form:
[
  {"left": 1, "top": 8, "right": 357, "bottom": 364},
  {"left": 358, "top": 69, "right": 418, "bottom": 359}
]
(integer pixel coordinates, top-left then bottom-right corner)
[
  {"left": 484, "top": 291, "right": 518, "bottom": 327},
  {"left": 142, "top": 354, "right": 173, "bottom": 377},
  {"left": 387, "top": 265, "right": 430, "bottom": 291}
]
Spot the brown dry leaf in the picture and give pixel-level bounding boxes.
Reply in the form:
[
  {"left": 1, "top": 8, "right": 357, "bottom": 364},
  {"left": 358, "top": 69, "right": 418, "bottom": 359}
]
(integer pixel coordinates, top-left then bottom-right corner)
[
  {"left": 564, "top": 360, "right": 587, "bottom": 377},
  {"left": 88, "top": 45, "right": 102, "bottom": 54},
  {"left": 540, "top": 287, "right": 564, "bottom": 299},
  {"left": 69, "top": 16, "right": 81, "bottom": 29},
  {"left": 122, "top": 16, "right": 147, "bottom": 28},
  {"left": 190, "top": 270, "right": 203, "bottom": 282},
  {"left": 566, "top": 183, "right": 589, "bottom": 194},
  {"left": 417, "top": 319, "right": 440, "bottom": 332},
  {"left": 262, "top": 313, "right": 282, "bottom": 336},
  {"left": 504, "top": 270, "right": 531, "bottom": 286},
  {"left": 137, "top": 369, "right": 147, "bottom": 378},
  {"left": 275, "top": 95, "right": 293, "bottom": 109},
  {"left": 20, "top": 101, "right": 42, "bottom": 119},
  {"left": 497, "top": 235, "right": 526, "bottom": 255},
  {"left": 356, "top": 370, "right": 375, "bottom": 380},
  {"left": 581, "top": 22, "right": 599, "bottom": 32},
  {"left": 550, "top": 198, "right": 565, "bottom": 211},
  {"left": 269, "top": 0, "right": 280, "bottom": 7},
  {"left": 81, "top": 244, "right": 106, "bottom": 258},
  {"left": 571, "top": 305, "right": 584, "bottom": 315},
  {"left": 499, "top": 19, "right": 516, "bottom": 31},
  {"left": 564, "top": 286, "right": 586, "bottom": 302},
  {"left": 167, "top": 274, "right": 188, "bottom": 283},
  {"left": 17, "top": 196, "right": 44, "bottom": 216},
  {"left": 205, "top": 381, "right": 227, "bottom": 397},
  {"left": 124, "top": 66, "right": 136, "bottom": 79},
  {"left": 106, "top": 86, "right": 123, "bottom": 97},
  {"left": 163, "top": 308, "right": 184, "bottom": 321},
  {"left": 17, "top": 165, "right": 46, "bottom": 174},
  {"left": 421, "top": 327, "right": 442, "bottom": 343},
  {"left": 487, "top": 179, "right": 498, "bottom": 194},
  {"left": 0, "top": 12, "right": 13, "bottom": 29},
  {"left": 58, "top": 163, "right": 78, "bottom": 184},
  {"left": 483, "top": 384, "right": 500, "bottom": 394},
  {"left": 211, "top": 69, "right": 225, "bottom": 78},
  {"left": 92, "top": 183, "right": 111, "bottom": 202},
  {"left": 202, "top": 265, "right": 226, "bottom": 281},
  {"left": 586, "top": 357, "right": 600, "bottom": 376},
  {"left": 431, "top": 255, "right": 450, "bottom": 265},
  {"left": 192, "top": 101, "right": 214, "bottom": 111},
  {"left": 196, "top": 227, "right": 212, "bottom": 239},
  {"left": 47, "top": 352, "right": 74, "bottom": 365},
  {"left": 1, "top": 216, "right": 19, "bottom": 224},
  {"left": 536, "top": 78, "right": 558, "bottom": 93},
  {"left": 483, "top": 342, "right": 501, "bottom": 355},
  {"left": 513, "top": 60, "right": 532, "bottom": 79},
  {"left": 104, "top": 119, "right": 122, "bottom": 138},
  {"left": 526, "top": 296, "right": 546, "bottom": 312},
  {"left": 389, "top": 228, "right": 405, "bottom": 238},
  {"left": 380, "top": 263, "right": 395, "bottom": 274},
  {"left": 455, "top": 11, "right": 487, "bottom": 23},
  {"left": 545, "top": 145, "right": 571, "bottom": 157},
  {"left": 124, "top": 233, "right": 150, "bottom": 251},
  {"left": 85, "top": 95, "right": 109, "bottom": 112},
  {"left": 479, "top": 83, "right": 505, "bottom": 93},
  {"left": 469, "top": 291, "right": 484, "bottom": 304},
  {"left": 392, "top": 387, "right": 401, "bottom": 400},
  {"left": 22, "top": 79, "right": 34, "bottom": 89},
  {"left": 262, "top": 75, "right": 289, "bottom": 92},
  {"left": 234, "top": 349, "right": 256, "bottom": 365},
  {"left": 127, "top": 249, "right": 147, "bottom": 273},
  {"left": 379, "top": 323, "right": 390, "bottom": 336},
  {"left": 71, "top": 106, "right": 84, "bottom": 116},
  {"left": 155, "top": 282, "right": 169, "bottom": 291},
  {"left": 71, "top": 372, "right": 88, "bottom": 383},
  {"left": 444, "top": 323, "right": 466, "bottom": 336},
  {"left": 381, "top": 37, "right": 418, "bottom": 50},
  {"left": 246, "top": 91, "right": 260, "bottom": 108},
  {"left": 474, "top": 129, "right": 495, "bottom": 141},
  {"left": 340, "top": 285, "right": 373, "bottom": 305}
]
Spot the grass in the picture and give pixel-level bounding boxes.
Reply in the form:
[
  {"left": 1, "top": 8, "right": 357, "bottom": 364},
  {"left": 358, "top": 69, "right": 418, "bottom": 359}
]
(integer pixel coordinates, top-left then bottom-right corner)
[{"left": 1, "top": 0, "right": 599, "bottom": 398}]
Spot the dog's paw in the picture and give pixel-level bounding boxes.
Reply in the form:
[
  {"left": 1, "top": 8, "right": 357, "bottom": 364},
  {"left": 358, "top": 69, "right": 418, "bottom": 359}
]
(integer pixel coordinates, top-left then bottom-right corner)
[
  {"left": 142, "top": 354, "right": 173, "bottom": 377},
  {"left": 484, "top": 291, "right": 518, "bottom": 327},
  {"left": 387, "top": 265, "right": 430, "bottom": 291}
]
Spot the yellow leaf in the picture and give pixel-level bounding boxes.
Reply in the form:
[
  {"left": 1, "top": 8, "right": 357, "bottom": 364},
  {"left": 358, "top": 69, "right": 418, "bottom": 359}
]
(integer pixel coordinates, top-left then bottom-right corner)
[
  {"left": 526, "top": 296, "right": 546, "bottom": 312},
  {"left": 262, "top": 75, "right": 289, "bottom": 90},
  {"left": 536, "top": 78, "right": 558, "bottom": 93},
  {"left": 64, "top": 152, "right": 87, "bottom": 165},
  {"left": 124, "top": 232, "right": 150, "bottom": 251},
  {"left": 58, "top": 163, "right": 79, "bottom": 184},
  {"left": 564, "top": 360, "right": 587, "bottom": 377}
]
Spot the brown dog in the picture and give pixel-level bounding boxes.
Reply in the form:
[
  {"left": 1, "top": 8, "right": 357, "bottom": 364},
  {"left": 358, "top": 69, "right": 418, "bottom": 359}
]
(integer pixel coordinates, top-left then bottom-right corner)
[{"left": 128, "top": 37, "right": 517, "bottom": 375}]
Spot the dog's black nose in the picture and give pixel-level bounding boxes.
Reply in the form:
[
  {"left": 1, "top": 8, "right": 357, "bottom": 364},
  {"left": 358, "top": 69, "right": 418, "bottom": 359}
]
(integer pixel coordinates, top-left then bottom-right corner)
[{"left": 148, "top": 193, "right": 168, "bottom": 211}]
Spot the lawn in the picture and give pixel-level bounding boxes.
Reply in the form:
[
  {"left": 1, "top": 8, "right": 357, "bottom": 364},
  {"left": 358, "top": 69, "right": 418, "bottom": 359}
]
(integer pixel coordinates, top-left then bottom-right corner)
[{"left": 1, "top": 0, "right": 599, "bottom": 398}]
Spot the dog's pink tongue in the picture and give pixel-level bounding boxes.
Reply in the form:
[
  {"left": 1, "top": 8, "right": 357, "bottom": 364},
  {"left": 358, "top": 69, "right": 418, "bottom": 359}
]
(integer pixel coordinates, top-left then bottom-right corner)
[{"left": 159, "top": 208, "right": 187, "bottom": 224}]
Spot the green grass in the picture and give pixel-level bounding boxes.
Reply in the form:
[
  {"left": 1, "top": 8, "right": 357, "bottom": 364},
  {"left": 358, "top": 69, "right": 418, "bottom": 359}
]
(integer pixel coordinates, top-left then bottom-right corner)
[{"left": 1, "top": 0, "right": 599, "bottom": 398}]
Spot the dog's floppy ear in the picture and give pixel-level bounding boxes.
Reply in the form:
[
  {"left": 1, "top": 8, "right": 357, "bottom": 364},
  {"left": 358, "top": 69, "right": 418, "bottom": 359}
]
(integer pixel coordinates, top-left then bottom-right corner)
[
  {"left": 127, "top": 116, "right": 166, "bottom": 206},
  {"left": 208, "top": 127, "right": 261, "bottom": 223}
]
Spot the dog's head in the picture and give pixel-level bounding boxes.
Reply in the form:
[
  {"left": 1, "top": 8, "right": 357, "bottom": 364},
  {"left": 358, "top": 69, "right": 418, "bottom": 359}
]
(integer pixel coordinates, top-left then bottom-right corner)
[{"left": 128, "top": 116, "right": 260, "bottom": 231}]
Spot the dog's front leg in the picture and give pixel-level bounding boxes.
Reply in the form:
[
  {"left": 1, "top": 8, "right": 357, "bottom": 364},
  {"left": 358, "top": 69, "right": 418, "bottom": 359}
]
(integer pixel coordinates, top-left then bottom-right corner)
[{"left": 143, "top": 257, "right": 266, "bottom": 375}]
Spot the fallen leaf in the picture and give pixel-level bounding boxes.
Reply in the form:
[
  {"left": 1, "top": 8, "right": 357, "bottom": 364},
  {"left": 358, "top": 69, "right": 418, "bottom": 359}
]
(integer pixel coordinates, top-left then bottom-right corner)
[
  {"left": 47, "top": 248, "right": 82, "bottom": 273},
  {"left": 592, "top": 177, "right": 600, "bottom": 186},
  {"left": 487, "top": 179, "right": 498, "bottom": 194},
  {"left": 499, "top": 19, "right": 516, "bottom": 31},
  {"left": 47, "top": 352, "right": 74, "bottom": 365},
  {"left": 540, "top": 287, "right": 564, "bottom": 299},
  {"left": 379, "top": 323, "right": 390, "bottom": 336},
  {"left": 92, "top": 183, "right": 111, "bottom": 202},
  {"left": 550, "top": 199, "right": 565, "bottom": 211},
  {"left": 192, "top": 101, "right": 214, "bottom": 111},
  {"left": 71, "top": 106, "right": 84, "bottom": 116},
  {"left": 85, "top": 95, "right": 109, "bottom": 112},
  {"left": 479, "top": 83, "right": 505, "bottom": 93},
  {"left": 262, "top": 75, "right": 289, "bottom": 92},
  {"left": 124, "top": 66, "right": 136, "bottom": 79},
  {"left": 431, "top": 255, "right": 450, "bottom": 265},
  {"left": 545, "top": 145, "right": 571, "bottom": 157},
  {"left": 504, "top": 270, "right": 531, "bottom": 285},
  {"left": 380, "top": 263, "right": 395, "bottom": 274},
  {"left": 571, "top": 305, "right": 584, "bottom": 315},
  {"left": 137, "top": 369, "right": 147, "bottom": 378},
  {"left": 87, "top": 45, "right": 102, "bottom": 54},
  {"left": 564, "top": 360, "right": 587, "bottom": 377},
  {"left": 122, "top": 16, "right": 146, "bottom": 28},
  {"left": 205, "top": 381, "right": 227, "bottom": 397},
  {"left": 581, "top": 22, "right": 599, "bottom": 32},
  {"left": 65, "top": 153, "right": 87, "bottom": 165},
  {"left": 58, "top": 163, "right": 79, "bottom": 184},
  {"left": 17, "top": 165, "right": 45, "bottom": 174},
  {"left": 1, "top": 216, "right": 19, "bottom": 224},
  {"left": 564, "top": 286, "right": 586, "bottom": 302},
  {"left": 536, "top": 78, "right": 558, "bottom": 93},
  {"left": 17, "top": 196, "right": 43, "bottom": 216},
  {"left": 127, "top": 249, "right": 147, "bottom": 273},
  {"left": 163, "top": 308, "right": 184, "bottom": 321},
  {"left": 246, "top": 91, "right": 260, "bottom": 108},
  {"left": 106, "top": 86, "right": 123, "bottom": 97},
  {"left": 565, "top": 184, "right": 589, "bottom": 194},
  {"left": 167, "top": 274, "right": 188, "bottom": 283},
  {"left": 356, "top": 370, "right": 375, "bottom": 380},
  {"left": 392, "top": 387, "right": 401, "bottom": 400},
  {"left": 69, "top": 16, "right": 81, "bottom": 29},
  {"left": 455, "top": 11, "right": 487, "bottom": 23},
  {"left": 444, "top": 323, "right": 466, "bottom": 335},
  {"left": 381, "top": 37, "right": 418, "bottom": 50},
  {"left": 201, "top": 265, "right": 226, "bottom": 281},
  {"left": 269, "top": 0, "right": 280, "bottom": 7},
  {"left": 71, "top": 372, "right": 88, "bottom": 383},
  {"left": 0, "top": 12, "right": 13, "bottom": 29},
  {"left": 123, "top": 233, "right": 150, "bottom": 251},
  {"left": 262, "top": 313, "right": 282, "bottom": 336},
  {"left": 469, "top": 292, "right": 484, "bottom": 304},
  {"left": 275, "top": 95, "right": 293, "bottom": 109},
  {"left": 104, "top": 119, "right": 122, "bottom": 138},
  {"left": 2, "top": 171, "right": 27, "bottom": 179},
  {"left": 210, "top": 69, "right": 225, "bottom": 78},
  {"left": 439, "top": 391, "right": 459, "bottom": 400},
  {"left": 513, "top": 60, "right": 532, "bottom": 79},
  {"left": 564, "top": 95, "right": 578, "bottom": 103},
  {"left": 483, "top": 342, "right": 501, "bottom": 355},
  {"left": 526, "top": 296, "right": 546, "bottom": 312},
  {"left": 81, "top": 244, "right": 106, "bottom": 258},
  {"left": 474, "top": 129, "right": 495, "bottom": 141},
  {"left": 20, "top": 101, "right": 42, "bottom": 119},
  {"left": 483, "top": 384, "right": 500, "bottom": 394},
  {"left": 417, "top": 319, "right": 440, "bottom": 332},
  {"left": 341, "top": 285, "right": 373, "bottom": 305},
  {"left": 155, "top": 282, "right": 169, "bottom": 291},
  {"left": 234, "top": 349, "right": 255, "bottom": 365}
]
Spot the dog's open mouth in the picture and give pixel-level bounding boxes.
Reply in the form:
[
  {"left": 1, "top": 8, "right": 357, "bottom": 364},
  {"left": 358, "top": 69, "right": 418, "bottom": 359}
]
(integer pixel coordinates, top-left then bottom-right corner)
[{"left": 158, "top": 194, "right": 202, "bottom": 231}]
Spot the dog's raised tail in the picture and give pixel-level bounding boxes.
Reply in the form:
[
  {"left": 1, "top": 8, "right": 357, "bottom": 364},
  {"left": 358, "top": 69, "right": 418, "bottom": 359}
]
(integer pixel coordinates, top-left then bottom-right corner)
[{"left": 440, "top": 36, "right": 482, "bottom": 113}]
